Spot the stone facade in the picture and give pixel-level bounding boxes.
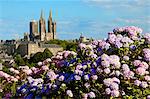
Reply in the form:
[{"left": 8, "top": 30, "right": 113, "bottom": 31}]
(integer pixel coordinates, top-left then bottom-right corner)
[{"left": 6, "top": 41, "right": 63, "bottom": 57}]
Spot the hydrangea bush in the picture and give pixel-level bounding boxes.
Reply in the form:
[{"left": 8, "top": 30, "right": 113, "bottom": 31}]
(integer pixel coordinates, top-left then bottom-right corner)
[{"left": 0, "top": 26, "right": 150, "bottom": 98}]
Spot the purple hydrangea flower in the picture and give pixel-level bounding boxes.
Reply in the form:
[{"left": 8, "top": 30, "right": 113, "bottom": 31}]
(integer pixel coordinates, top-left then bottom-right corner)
[
  {"left": 103, "top": 78, "right": 112, "bottom": 87},
  {"left": 105, "top": 88, "right": 111, "bottom": 94},
  {"left": 111, "top": 90, "right": 120, "bottom": 97},
  {"left": 110, "top": 83, "right": 119, "bottom": 90},
  {"left": 134, "top": 80, "right": 141, "bottom": 86},
  {"left": 140, "top": 81, "right": 148, "bottom": 88}
]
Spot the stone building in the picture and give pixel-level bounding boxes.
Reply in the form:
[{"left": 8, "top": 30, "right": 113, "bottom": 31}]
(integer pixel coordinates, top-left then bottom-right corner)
[
  {"left": 78, "top": 34, "right": 93, "bottom": 44},
  {"left": 29, "top": 10, "right": 56, "bottom": 41},
  {"left": 5, "top": 41, "right": 63, "bottom": 57}
]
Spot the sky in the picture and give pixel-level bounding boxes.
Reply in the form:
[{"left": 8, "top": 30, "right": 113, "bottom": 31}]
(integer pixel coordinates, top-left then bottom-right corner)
[{"left": 0, "top": 0, "right": 150, "bottom": 40}]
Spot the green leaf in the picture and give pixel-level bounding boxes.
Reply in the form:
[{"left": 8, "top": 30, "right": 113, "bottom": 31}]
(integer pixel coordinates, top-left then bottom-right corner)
[{"left": 11, "top": 82, "right": 16, "bottom": 96}]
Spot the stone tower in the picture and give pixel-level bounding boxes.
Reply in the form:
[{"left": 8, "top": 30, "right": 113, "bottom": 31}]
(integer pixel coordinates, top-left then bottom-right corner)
[
  {"left": 29, "top": 20, "right": 38, "bottom": 41},
  {"left": 46, "top": 9, "right": 56, "bottom": 40},
  {"left": 52, "top": 21, "right": 56, "bottom": 39},
  {"left": 39, "top": 10, "right": 46, "bottom": 41},
  {"left": 48, "top": 9, "right": 52, "bottom": 33}
]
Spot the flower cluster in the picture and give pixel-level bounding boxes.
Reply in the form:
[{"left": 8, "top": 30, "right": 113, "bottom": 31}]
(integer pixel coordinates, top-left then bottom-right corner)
[
  {"left": 143, "top": 48, "right": 150, "bottom": 62},
  {"left": 0, "top": 26, "right": 150, "bottom": 98},
  {"left": 143, "top": 33, "right": 150, "bottom": 44},
  {"left": 0, "top": 71, "right": 19, "bottom": 82}
]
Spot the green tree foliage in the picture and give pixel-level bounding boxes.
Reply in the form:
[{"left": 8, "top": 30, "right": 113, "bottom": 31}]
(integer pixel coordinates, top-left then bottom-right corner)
[
  {"left": 66, "top": 42, "right": 78, "bottom": 52},
  {"left": 14, "top": 54, "right": 25, "bottom": 66},
  {"left": 29, "top": 48, "right": 53, "bottom": 63},
  {"left": 46, "top": 39, "right": 78, "bottom": 51},
  {"left": 30, "top": 52, "right": 43, "bottom": 63},
  {"left": 43, "top": 48, "right": 53, "bottom": 59}
]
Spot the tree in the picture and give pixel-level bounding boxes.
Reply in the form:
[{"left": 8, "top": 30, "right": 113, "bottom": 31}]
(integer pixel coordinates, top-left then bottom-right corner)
[
  {"left": 43, "top": 48, "right": 53, "bottom": 59},
  {"left": 14, "top": 54, "right": 25, "bottom": 66},
  {"left": 46, "top": 39, "right": 78, "bottom": 51},
  {"left": 66, "top": 42, "right": 77, "bottom": 52},
  {"left": 29, "top": 48, "right": 53, "bottom": 63},
  {"left": 30, "top": 52, "right": 43, "bottom": 63}
]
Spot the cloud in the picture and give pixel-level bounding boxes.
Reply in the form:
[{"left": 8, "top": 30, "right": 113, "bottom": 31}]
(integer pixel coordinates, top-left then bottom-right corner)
[
  {"left": 56, "top": 18, "right": 115, "bottom": 40},
  {"left": 114, "top": 18, "right": 141, "bottom": 24},
  {"left": 83, "top": 0, "right": 150, "bottom": 9},
  {"left": 113, "top": 17, "right": 150, "bottom": 24},
  {"left": 0, "top": 18, "right": 28, "bottom": 40}
]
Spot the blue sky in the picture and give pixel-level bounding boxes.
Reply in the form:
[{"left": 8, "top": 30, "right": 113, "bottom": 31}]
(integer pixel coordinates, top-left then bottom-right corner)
[{"left": 0, "top": 0, "right": 150, "bottom": 40}]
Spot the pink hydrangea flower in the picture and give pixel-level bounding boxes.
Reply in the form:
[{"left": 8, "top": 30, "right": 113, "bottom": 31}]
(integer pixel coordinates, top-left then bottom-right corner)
[
  {"left": 122, "top": 64, "right": 130, "bottom": 71},
  {"left": 63, "top": 51, "right": 71, "bottom": 58},
  {"left": 133, "top": 60, "right": 141, "bottom": 67},
  {"left": 23, "top": 69, "right": 32, "bottom": 75},
  {"left": 41, "top": 66, "right": 49, "bottom": 71},
  {"left": 76, "top": 64, "right": 82, "bottom": 70},
  {"left": 79, "top": 43, "right": 86, "bottom": 49},
  {"left": 47, "top": 70, "right": 57, "bottom": 81},
  {"left": 139, "top": 62, "right": 149, "bottom": 69},
  {"left": 144, "top": 75, "right": 150, "bottom": 81},
  {"left": 91, "top": 75, "right": 98, "bottom": 80},
  {"left": 136, "top": 67, "right": 146, "bottom": 76}
]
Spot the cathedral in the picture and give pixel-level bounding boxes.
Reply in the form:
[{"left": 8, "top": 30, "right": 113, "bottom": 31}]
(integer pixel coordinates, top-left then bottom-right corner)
[
  {"left": 4, "top": 10, "right": 63, "bottom": 57},
  {"left": 28, "top": 10, "right": 56, "bottom": 41}
]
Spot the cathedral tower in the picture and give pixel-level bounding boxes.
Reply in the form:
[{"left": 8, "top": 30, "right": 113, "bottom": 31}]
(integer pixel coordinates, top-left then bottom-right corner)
[
  {"left": 39, "top": 10, "right": 46, "bottom": 41},
  {"left": 52, "top": 21, "right": 56, "bottom": 39},
  {"left": 29, "top": 20, "right": 38, "bottom": 41},
  {"left": 48, "top": 9, "right": 52, "bottom": 33},
  {"left": 46, "top": 9, "right": 56, "bottom": 40}
]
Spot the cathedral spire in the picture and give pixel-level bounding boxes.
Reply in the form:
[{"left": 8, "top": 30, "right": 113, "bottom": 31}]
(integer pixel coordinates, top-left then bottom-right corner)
[
  {"left": 49, "top": 9, "right": 52, "bottom": 19},
  {"left": 40, "top": 9, "right": 44, "bottom": 20}
]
